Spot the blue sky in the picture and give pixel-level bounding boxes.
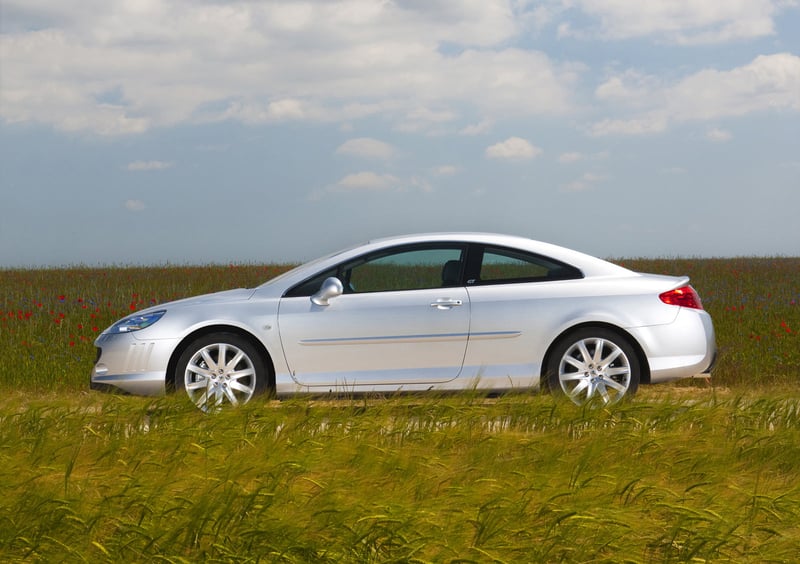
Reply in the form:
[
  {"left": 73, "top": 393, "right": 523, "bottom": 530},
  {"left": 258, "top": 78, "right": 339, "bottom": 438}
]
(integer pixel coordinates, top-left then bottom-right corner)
[{"left": 1, "top": 0, "right": 798, "bottom": 267}]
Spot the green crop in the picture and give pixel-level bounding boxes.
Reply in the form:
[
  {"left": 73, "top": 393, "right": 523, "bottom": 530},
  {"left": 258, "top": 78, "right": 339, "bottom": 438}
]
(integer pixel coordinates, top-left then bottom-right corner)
[{"left": 1, "top": 258, "right": 798, "bottom": 561}]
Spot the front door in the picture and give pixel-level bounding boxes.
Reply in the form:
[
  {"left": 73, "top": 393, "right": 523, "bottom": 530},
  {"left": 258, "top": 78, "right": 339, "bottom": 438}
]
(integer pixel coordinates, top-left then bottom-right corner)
[{"left": 277, "top": 245, "right": 470, "bottom": 388}]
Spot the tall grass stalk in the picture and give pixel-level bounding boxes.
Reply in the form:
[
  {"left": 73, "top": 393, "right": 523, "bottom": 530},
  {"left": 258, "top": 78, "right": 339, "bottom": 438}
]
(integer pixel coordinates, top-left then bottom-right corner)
[{"left": 1, "top": 391, "right": 799, "bottom": 561}]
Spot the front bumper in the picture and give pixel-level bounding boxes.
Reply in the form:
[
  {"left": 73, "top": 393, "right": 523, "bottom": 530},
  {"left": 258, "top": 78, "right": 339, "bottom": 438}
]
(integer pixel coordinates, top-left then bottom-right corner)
[
  {"left": 91, "top": 369, "right": 167, "bottom": 395},
  {"left": 90, "top": 332, "right": 177, "bottom": 396}
]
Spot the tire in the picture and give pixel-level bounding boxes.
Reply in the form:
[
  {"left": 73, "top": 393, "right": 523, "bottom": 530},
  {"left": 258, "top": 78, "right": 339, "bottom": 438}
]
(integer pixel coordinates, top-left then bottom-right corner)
[
  {"left": 175, "top": 333, "right": 268, "bottom": 411},
  {"left": 546, "top": 327, "right": 640, "bottom": 405}
]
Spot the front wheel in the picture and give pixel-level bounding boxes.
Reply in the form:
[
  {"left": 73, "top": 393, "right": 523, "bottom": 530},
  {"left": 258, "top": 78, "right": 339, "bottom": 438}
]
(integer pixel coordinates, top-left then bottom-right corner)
[
  {"left": 546, "top": 328, "right": 640, "bottom": 405},
  {"left": 175, "top": 333, "right": 267, "bottom": 411}
]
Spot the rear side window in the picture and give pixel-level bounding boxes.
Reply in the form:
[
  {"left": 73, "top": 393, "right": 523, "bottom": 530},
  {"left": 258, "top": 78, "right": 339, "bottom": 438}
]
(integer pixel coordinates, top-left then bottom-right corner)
[{"left": 471, "top": 246, "right": 582, "bottom": 285}]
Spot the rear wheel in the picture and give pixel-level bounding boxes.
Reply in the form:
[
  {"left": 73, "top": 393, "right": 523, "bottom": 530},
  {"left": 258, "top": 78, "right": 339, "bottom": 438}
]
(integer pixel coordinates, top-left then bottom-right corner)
[
  {"left": 175, "top": 333, "right": 267, "bottom": 411},
  {"left": 547, "top": 328, "right": 640, "bottom": 405}
]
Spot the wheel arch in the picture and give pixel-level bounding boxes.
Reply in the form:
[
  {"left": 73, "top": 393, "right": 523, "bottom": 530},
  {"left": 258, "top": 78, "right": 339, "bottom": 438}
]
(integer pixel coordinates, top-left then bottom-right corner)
[
  {"left": 540, "top": 322, "right": 651, "bottom": 387},
  {"left": 165, "top": 325, "right": 276, "bottom": 392}
]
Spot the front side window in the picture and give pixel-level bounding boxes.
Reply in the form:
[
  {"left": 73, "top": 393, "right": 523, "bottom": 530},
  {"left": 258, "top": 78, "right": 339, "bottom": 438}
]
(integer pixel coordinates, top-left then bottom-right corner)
[
  {"left": 347, "top": 247, "right": 464, "bottom": 293},
  {"left": 473, "top": 246, "right": 582, "bottom": 285},
  {"left": 284, "top": 245, "right": 465, "bottom": 297}
]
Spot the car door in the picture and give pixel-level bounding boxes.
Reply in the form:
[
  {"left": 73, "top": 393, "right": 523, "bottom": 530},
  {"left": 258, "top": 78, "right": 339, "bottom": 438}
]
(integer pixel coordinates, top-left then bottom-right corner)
[
  {"left": 277, "top": 244, "right": 470, "bottom": 388},
  {"left": 459, "top": 245, "right": 585, "bottom": 383}
]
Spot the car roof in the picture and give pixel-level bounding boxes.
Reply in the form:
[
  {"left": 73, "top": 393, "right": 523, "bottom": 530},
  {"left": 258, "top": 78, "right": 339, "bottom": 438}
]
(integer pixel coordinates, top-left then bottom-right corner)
[
  {"left": 259, "top": 232, "right": 633, "bottom": 293},
  {"left": 366, "top": 232, "right": 630, "bottom": 274}
]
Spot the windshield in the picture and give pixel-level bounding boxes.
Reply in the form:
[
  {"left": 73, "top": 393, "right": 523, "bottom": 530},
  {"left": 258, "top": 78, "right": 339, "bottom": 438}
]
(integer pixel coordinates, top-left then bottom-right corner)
[{"left": 256, "top": 242, "right": 363, "bottom": 289}]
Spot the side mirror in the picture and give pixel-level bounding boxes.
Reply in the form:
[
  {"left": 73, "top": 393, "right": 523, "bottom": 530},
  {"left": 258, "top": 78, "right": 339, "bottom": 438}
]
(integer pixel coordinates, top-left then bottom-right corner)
[{"left": 311, "top": 277, "right": 344, "bottom": 306}]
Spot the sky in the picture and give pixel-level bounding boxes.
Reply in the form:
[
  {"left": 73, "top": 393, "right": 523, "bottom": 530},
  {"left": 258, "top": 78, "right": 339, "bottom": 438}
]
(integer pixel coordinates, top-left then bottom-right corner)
[{"left": 1, "top": 0, "right": 799, "bottom": 268}]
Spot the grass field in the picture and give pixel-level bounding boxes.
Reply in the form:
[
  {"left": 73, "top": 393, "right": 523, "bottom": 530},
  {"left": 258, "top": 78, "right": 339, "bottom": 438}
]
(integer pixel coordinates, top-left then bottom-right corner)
[{"left": 1, "top": 258, "right": 798, "bottom": 561}]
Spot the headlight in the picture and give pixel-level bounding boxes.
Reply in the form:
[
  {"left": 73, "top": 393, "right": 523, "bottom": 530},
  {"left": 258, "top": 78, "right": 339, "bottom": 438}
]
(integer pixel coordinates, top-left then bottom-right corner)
[{"left": 110, "top": 310, "right": 166, "bottom": 333}]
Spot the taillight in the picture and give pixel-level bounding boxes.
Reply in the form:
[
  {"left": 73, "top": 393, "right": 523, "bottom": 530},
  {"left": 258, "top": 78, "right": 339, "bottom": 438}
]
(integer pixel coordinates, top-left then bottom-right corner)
[{"left": 659, "top": 285, "right": 704, "bottom": 310}]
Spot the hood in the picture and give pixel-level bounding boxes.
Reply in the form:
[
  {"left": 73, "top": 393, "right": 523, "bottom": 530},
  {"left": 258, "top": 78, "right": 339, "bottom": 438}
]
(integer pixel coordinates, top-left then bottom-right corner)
[{"left": 140, "top": 287, "right": 257, "bottom": 313}]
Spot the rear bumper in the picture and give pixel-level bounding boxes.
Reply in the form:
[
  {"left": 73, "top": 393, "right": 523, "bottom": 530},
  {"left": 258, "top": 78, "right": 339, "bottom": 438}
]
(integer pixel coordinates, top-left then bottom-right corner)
[{"left": 631, "top": 308, "right": 716, "bottom": 384}]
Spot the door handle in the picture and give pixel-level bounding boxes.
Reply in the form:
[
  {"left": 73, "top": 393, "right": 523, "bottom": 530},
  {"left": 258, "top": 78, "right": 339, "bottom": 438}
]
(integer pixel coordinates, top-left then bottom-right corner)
[{"left": 430, "top": 298, "right": 463, "bottom": 309}]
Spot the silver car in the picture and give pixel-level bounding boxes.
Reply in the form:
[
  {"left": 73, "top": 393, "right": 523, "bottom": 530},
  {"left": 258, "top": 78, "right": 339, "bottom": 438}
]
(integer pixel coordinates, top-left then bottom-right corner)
[{"left": 91, "top": 233, "right": 716, "bottom": 409}]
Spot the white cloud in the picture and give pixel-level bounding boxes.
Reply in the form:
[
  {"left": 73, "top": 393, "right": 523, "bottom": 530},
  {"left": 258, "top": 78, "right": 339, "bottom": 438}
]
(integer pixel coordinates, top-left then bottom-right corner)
[
  {"left": 124, "top": 199, "right": 146, "bottom": 212},
  {"left": 126, "top": 160, "right": 174, "bottom": 171},
  {"left": 595, "top": 70, "right": 661, "bottom": 107},
  {"left": 562, "top": 0, "right": 790, "bottom": 44},
  {"left": 333, "top": 172, "right": 400, "bottom": 192},
  {"left": 558, "top": 152, "right": 584, "bottom": 164},
  {"left": 561, "top": 172, "right": 604, "bottom": 193},
  {"left": 589, "top": 114, "right": 668, "bottom": 136},
  {"left": 667, "top": 53, "right": 800, "bottom": 121},
  {"left": 407, "top": 176, "right": 433, "bottom": 193},
  {"left": 220, "top": 99, "right": 318, "bottom": 124},
  {"left": 310, "top": 170, "right": 434, "bottom": 200},
  {"left": 459, "top": 119, "right": 494, "bottom": 136},
  {"left": 336, "top": 138, "right": 396, "bottom": 159},
  {"left": 0, "top": 1, "right": 580, "bottom": 135},
  {"left": 706, "top": 128, "right": 733, "bottom": 142},
  {"left": 434, "top": 165, "right": 459, "bottom": 176},
  {"left": 395, "top": 106, "right": 460, "bottom": 133},
  {"left": 486, "top": 137, "right": 542, "bottom": 160},
  {"left": 590, "top": 53, "right": 800, "bottom": 136}
]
